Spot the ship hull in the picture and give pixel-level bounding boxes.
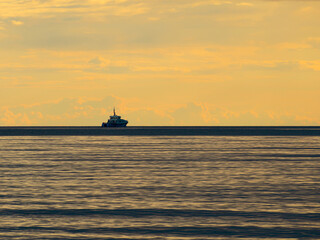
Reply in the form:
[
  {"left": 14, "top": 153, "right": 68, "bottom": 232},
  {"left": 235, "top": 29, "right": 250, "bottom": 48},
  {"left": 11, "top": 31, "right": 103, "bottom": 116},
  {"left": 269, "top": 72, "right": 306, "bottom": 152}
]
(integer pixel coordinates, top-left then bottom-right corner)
[{"left": 101, "top": 122, "right": 127, "bottom": 127}]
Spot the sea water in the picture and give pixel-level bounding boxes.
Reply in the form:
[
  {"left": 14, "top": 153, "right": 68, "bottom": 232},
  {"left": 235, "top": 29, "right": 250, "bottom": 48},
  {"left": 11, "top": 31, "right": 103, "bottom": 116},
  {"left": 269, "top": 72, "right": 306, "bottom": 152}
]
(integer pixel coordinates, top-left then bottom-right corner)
[{"left": 0, "top": 128, "right": 319, "bottom": 239}]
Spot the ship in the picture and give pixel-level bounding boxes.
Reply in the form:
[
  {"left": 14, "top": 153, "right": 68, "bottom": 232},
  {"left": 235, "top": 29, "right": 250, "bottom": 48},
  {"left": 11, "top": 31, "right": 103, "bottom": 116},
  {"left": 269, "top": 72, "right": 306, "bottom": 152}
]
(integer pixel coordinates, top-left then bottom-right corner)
[{"left": 101, "top": 108, "right": 128, "bottom": 127}]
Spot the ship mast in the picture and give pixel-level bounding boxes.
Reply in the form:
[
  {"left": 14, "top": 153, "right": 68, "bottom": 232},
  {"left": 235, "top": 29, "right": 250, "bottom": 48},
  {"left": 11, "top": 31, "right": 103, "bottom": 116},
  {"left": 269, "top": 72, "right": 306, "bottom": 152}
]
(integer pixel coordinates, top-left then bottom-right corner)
[{"left": 113, "top": 107, "right": 116, "bottom": 116}]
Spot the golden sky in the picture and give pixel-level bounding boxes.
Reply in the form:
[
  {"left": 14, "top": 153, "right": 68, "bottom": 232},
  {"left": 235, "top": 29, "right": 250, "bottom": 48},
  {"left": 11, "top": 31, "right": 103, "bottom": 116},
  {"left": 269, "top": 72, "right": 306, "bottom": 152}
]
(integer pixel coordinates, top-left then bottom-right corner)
[{"left": 0, "top": 0, "right": 319, "bottom": 126}]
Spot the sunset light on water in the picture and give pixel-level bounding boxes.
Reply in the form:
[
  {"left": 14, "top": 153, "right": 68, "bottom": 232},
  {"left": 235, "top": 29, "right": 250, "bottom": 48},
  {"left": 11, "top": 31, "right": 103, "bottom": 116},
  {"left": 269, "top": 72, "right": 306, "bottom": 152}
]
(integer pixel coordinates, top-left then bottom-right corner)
[{"left": 0, "top": 0, "right": 319, "bottom": 239}]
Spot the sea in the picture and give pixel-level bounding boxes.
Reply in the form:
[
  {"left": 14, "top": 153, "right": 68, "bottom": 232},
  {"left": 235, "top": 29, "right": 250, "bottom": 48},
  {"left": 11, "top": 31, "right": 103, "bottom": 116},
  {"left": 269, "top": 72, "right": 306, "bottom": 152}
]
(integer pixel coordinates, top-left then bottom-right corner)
[{"left": 0, "top": 127, "right": 319, "bottom": 239}]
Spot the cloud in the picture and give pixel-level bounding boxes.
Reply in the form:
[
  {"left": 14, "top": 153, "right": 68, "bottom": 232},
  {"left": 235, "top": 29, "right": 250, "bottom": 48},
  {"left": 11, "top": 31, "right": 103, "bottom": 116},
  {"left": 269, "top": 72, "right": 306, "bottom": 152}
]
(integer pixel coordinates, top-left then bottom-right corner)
[
  {"left": 170, "top": 103, "right": 320, "bottom": 126},
  {"left": 1, "top": 99, "right": 319, "bottom": 126},
  {"left": 0, "top": 21, "right": 5, "bottom": 31},
  {"left": 236, "top": 3, "right": 254, "bottom": 7},
  {"left": 88, "top": 56, "right": 111, "bottom": 68},
  {"left": 126, "top": 109, "right": 172, "bottom": 126},
  {"left": 0, "top": 96, "right": 119, "bottom": 126},
  {"left": 171, "top": 103, "right": 205, "bottom": 126},
  {"left": 88, "top": 57, "right": 104, "bottom": 65},
  {"left": 0, "top": 0, "right": 149, "bottom": 19},
  {"left": 11, "top": 20, "right": 24, "bottom": 26},
  {"left": 0, "top": 0, "right": 278, "bottom": 22},
  {"left": 242, "top": 60, "right": 300, "bottom": 71},
  {"left": 276, "top": 42, "right": 311, "bottom": 50},
  {"left": 299, "top": 60, "right": 320, "bottom": 71},
  {"left": 87, "top": 57, "right": 131, "bottom": 74}
]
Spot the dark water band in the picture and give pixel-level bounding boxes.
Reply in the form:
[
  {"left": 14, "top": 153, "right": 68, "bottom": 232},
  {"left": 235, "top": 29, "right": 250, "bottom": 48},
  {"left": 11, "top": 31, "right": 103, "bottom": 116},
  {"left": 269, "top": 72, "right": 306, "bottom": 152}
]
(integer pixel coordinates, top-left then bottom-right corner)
[{"left": 1, "top": 126, "right": 320, "bottom": 136}]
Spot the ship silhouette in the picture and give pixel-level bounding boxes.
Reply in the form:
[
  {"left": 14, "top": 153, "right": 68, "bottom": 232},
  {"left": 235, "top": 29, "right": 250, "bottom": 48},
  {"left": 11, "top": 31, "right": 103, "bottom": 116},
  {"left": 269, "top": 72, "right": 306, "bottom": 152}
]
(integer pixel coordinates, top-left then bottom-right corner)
[{"left": 101, "top": 108, "right": 128, "bottom": 127}]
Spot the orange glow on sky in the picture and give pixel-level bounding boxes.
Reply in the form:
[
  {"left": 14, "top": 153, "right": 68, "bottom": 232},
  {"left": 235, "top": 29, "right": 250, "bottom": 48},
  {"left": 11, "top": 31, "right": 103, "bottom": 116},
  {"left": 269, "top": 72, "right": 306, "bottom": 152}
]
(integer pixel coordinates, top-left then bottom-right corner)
[{"left": 0, "top": 0, "right": 319, "bottom": 125}]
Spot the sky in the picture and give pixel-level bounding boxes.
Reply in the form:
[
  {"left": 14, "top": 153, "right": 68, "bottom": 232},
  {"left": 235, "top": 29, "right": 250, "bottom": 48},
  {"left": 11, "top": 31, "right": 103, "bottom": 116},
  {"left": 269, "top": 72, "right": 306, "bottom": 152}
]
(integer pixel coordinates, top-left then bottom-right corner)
[{"left": 0, "top": 0, "right": 319, "bottom": 126}]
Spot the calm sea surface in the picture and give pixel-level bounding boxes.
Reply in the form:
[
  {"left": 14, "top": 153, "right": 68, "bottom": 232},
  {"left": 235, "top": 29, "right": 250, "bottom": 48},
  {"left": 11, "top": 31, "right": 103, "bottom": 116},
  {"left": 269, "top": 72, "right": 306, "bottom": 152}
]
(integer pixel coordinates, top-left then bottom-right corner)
[{"left": 0, "top": 127, "right": 319, "bottom": 239}]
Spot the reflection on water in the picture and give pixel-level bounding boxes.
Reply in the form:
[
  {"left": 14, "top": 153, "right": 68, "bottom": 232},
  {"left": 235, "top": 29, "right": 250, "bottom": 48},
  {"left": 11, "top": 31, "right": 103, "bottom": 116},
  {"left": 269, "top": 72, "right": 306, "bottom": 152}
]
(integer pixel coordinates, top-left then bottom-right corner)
[{"left": 0, "top": 136, "right": 319, "bottom": 239}]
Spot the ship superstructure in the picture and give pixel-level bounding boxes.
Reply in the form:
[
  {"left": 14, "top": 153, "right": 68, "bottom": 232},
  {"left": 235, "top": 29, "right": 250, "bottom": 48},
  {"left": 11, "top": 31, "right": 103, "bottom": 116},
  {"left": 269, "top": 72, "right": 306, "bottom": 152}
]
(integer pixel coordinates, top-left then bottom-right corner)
[{"left": 101, "top": 108, "right": 128, "bottom": 127}]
